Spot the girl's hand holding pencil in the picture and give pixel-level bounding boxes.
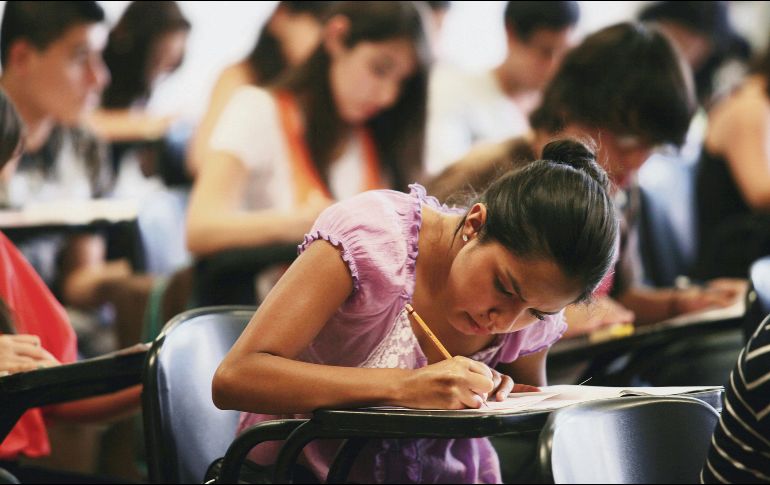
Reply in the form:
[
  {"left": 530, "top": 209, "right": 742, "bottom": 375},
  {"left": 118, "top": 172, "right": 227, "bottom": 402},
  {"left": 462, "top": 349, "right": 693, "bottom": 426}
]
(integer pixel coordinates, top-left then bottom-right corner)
[{"left": 404, "top": 303, "right": 538, "bottom": 409}]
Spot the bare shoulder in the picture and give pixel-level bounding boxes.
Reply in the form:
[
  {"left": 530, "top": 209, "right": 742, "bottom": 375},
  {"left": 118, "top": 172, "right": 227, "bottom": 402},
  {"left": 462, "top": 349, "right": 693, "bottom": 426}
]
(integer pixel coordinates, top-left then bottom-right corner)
[
  {"left": 709, "top": 79, "right": 770, "bottom": 146},
  {"left": 211, "top": 62, "right": 256, "bottom": 97}
]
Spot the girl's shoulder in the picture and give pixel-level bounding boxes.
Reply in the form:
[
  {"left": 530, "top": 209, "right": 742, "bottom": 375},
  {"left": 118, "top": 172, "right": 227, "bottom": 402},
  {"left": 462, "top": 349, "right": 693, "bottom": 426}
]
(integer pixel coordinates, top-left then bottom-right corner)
[
  {"left": 300, "top": 186, "right": 433, "bottom": 298},
  {"left": 226, "top": 84, "right": 276, "bottom": 111}
]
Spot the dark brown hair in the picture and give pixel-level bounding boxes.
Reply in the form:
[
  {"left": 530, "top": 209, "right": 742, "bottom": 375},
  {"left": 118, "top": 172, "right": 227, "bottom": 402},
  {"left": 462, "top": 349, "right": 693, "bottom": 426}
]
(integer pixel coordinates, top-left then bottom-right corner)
[
  {"left": 246, "top": 1, "right": 333, "bottom": 86},
  {"left": 1, "top": 1, "right": 105, "bottom": 68},
  {"left": 0, "top": 89, "right": 24, "bottom": 171},
  {"left": 461, "top": 138, "right": 618, "bottom": 302},
  {"left": 276, "top": 1, "right": 431, "bottom": 191},
  {"left": 530, "top": 22, "right": 696, "bottom": 147},
  {"left": 102, "top": 1, "right": 191, "bottom": 108}
]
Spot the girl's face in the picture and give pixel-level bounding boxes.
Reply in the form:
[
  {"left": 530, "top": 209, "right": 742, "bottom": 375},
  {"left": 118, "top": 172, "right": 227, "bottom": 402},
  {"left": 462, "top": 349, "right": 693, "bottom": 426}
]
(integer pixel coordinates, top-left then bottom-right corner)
[
  {"left": 147, "top": 30, "right": 188, "bottom": 87},
  {"left": 444, "top": 206, "right": 582, "bottom": 336},
  {"left": 327, "top": 30, "right": 417, "bottom": 124}
]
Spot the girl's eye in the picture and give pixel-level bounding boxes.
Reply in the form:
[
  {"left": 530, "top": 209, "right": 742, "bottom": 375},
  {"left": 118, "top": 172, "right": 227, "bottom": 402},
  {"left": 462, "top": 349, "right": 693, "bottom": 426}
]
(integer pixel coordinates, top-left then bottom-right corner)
[
  {"left": 529, "top": 310, "right": 546, "bottom": 321},
  {"left": 495, "top": 277, "right": 513, "bottom": 297}
]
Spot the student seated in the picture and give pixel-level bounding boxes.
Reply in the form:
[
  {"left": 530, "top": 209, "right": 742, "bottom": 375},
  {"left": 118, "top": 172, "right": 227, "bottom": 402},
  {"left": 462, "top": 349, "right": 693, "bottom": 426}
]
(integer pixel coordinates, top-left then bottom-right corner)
[
  {"left": 693, "top": 46, "right": 770, "bottom": 282},
  {"left": 701, "top": 314, "right": 770, "bottom": 483},
  {"left": 638, "top": 0, "right": 751, "bottom": 108},
  {"left": 427, "top": 22, "right": 745, "bottom": 337},
  {"left": 0, "top": 86, "right": 140, "bottom": 485},
  {"left": 425, "top": 1, "right": 579, "bottom": 175},
  {"left": 87, "top": 0, "right": 191, "bottom": 185},
  {"left": 186, "top": 1, "right": 333, "bottom": 178},
  {"left": 0, "top": 1, "right": 155, "bottom": 350},
  {"left": 212, "top": 138, "right": 618, "bottom": 483},
  {"left": 186, "top": 1, "right": 430, "bottom": 265}
]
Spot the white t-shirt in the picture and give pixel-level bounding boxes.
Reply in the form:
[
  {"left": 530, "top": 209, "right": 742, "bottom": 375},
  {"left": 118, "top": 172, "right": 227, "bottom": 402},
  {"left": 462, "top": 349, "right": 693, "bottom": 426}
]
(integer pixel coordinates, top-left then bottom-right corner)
[
  {"left": 425, "top": 65, "right": 530, "bottom": 176},
  {"left": 210, "top": 86, "right": 368, "bottom": 210}
]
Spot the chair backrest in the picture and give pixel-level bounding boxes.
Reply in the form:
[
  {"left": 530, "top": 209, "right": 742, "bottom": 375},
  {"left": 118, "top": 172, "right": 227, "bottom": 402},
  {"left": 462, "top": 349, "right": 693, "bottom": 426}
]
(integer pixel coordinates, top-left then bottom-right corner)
[
  {"left": 538, "top": 395, "right": 719, "bottom": 484},
  {"left": 747, "top": 257, "right": 770, "bottom": 340},
  {"left": 143, "top": 306, "right": 256, "bottom": 483}
]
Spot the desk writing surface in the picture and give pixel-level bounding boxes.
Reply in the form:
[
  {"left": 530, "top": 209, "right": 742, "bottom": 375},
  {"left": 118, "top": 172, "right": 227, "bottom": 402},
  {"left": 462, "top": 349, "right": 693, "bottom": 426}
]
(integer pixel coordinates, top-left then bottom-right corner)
[
  {"left": 357, "top": 384, "right": 723, "bottom": 415},
  {"left": 266, "top": 386, "right": 724, "bottom": 483},
  {"left": 550, "top": 292, "right": 747, "bottom": 364},
  {"left": 0, "top": 199, "right": 138, "bottom": 229}
]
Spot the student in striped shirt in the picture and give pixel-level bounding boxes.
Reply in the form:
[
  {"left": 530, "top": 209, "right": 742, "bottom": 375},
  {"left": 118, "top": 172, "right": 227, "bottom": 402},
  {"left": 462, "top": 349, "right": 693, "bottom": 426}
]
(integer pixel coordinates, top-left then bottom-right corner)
[{"left": 702, "top": 315, "right": 770, "bottom": 483}]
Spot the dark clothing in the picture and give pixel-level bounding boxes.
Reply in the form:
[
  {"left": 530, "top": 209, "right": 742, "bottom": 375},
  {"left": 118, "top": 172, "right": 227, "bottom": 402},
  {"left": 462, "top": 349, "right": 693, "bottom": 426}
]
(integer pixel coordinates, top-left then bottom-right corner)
[
  {"left": 694, "top": 148, "right": 770, "bottom": 279},
  {"left": 701, "top": 317, "right": 770, "bottom": 483}
]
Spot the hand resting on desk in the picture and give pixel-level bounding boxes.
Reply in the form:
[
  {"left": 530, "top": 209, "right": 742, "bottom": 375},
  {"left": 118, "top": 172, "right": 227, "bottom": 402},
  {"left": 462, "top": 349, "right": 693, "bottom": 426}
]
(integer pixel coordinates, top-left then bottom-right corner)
[
  {"left": 563, "top": 296, "right": 635, "bottom": 338},
  {"left": 671, "top": 278, "right": 748, "bottom": 315},
  {"left": 0, "top": 334, "right": 59, "bottom": 376}
]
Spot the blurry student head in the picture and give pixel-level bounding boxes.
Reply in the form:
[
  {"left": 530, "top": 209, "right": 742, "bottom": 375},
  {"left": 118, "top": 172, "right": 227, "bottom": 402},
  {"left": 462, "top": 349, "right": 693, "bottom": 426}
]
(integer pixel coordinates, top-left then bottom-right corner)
[
  {"left": 0, "top": 1, "right": 109, "bottom": 125},
  {"left": 246, "top": 1, "right": 334, "bottom": 86},
  {"left": 421, "top": 1, "right": 451, "bottom": 52},
  {"left": 0, "top": 89, "right": 24, "bottom": 181},
  {"left": 278, "top": 0, "right": 432, "bottom": 190},
  {"left": 500, "top": 1, "right": 580, "bottom": 92},
  {"left": 639, "top": 1, "right": 750, "bottom": 104},
  {"left": 530, "top": 22, "right": 696, "bottom": 187},
  {"left": 101, "top": 1, "right": 191, "bottom": 109}
]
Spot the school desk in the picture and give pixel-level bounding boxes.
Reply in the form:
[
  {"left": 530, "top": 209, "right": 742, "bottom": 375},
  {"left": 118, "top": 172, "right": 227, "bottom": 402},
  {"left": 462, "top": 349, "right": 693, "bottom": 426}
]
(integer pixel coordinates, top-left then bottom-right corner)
[
  {"left": 0, "top": 344, "right": 148, "bottom": 441},
  {"left": 216, "top": 387, "right": 723, "bottom": 483},
  {"left": 548, "top": 290, "right": 748, "bottom": 385},
  {"left": 0, "top": 198, "right": 146, "bottom": 271}
]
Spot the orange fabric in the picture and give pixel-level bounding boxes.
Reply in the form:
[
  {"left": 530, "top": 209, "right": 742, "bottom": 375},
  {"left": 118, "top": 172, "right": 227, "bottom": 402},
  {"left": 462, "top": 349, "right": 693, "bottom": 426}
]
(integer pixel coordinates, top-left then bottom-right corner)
[
  {"left": 274, "top": 91, "right": 385, "bottom": 206},
  {"left": 0, "top": 231, "right": 77, "bottom": 460}
]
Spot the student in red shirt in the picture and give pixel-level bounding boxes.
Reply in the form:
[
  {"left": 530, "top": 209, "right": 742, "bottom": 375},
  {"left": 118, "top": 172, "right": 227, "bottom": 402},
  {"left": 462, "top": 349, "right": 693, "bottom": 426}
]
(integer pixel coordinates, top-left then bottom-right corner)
[{"left": 0, "top": 84, "right": 140, "bottom": 482}]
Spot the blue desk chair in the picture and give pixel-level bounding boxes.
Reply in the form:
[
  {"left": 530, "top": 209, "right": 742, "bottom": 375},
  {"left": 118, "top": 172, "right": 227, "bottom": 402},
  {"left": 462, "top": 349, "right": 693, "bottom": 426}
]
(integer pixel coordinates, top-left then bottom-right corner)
[
  {"left": 143, "top": 306, "right": 308, "bottom": 483},
  {"left": 538, "top": 395, "right": 719, "bottom": 484}
]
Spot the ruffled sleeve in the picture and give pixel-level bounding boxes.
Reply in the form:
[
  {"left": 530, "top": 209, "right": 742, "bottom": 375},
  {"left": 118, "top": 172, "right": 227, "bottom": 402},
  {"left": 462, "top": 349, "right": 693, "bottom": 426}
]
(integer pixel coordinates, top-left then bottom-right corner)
[{"left": 298, "top": 190, "right": 413, "bottom": 316}]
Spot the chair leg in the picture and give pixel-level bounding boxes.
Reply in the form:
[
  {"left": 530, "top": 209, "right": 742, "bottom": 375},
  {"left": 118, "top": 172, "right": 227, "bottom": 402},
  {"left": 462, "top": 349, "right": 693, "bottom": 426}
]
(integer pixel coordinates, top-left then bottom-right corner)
[
  {"left": 218, "top": 419, "right": 306, "bottom": 483},
  {"left": 273, "top": 422, "right": 322, "bottom": 484},
  {"left": 327, "top": 438, "right": 368, "bottom": 484}
]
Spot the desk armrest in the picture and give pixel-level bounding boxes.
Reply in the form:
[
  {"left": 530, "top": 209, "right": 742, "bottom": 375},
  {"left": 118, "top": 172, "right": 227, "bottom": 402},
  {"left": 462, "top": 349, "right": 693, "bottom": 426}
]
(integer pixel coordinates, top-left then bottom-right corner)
[
  {"left": 216, "top": 419, "right": 307, "bottom": 483},
  {"left": 0, "top": 345, "right": 147, "bottom": 440}
]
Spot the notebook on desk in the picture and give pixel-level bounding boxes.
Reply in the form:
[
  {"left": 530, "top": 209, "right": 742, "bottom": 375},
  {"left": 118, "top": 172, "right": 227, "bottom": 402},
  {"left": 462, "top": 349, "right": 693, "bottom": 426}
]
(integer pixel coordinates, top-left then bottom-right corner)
[
  {"left": 645, "top": 293, "right": 746, "bottom": 330},
  {"left": 368, "top": 385, "right": 722, "bottom": 414}
]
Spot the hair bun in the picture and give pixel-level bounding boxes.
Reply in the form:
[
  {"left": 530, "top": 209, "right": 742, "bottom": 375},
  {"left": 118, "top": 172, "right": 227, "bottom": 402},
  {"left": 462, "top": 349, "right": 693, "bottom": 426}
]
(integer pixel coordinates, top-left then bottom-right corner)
[{"left": 541, "top": 137, "right": 609, "bottom": 191}]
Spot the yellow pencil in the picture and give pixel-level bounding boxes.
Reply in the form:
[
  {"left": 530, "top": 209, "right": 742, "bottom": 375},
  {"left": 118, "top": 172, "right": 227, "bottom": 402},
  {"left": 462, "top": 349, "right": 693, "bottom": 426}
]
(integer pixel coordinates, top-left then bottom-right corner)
[
  {"left": 405, "top": 303, "right": 490, "bottom": 407},
  {"left": 405, "top": 303, "right": 452, "bottom": 359}
]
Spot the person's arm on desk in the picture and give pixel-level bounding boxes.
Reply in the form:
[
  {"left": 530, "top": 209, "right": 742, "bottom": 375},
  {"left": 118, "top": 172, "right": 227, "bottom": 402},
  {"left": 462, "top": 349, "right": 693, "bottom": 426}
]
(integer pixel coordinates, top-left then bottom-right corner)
[
  {"left": 496, "top": 348, "right": 548, "bottom": 395},
  {"left": 213, "top": 241, "right": 496, "bottom": 414},
  {"left": 57, "top": 233, "right": 133, "bottom": 308},
  {"left": 0, "top": 334, "right": 59, "bottom": 375},
  {"left": 617, "top": 280, "right": 743, "bottom": 325},
  {"left": 563, "top": 296, "right": 635, "bottom": 338}
]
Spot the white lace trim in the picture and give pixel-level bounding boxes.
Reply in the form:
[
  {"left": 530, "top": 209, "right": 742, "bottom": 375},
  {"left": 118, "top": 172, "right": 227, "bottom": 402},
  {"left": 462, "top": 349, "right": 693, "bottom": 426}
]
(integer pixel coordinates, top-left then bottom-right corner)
[
  {"left": 360, "top": 309, "right": 506, "bottom": 370},
  {"left": 361, "top": 309, "right": 419, "bottom": 369}
]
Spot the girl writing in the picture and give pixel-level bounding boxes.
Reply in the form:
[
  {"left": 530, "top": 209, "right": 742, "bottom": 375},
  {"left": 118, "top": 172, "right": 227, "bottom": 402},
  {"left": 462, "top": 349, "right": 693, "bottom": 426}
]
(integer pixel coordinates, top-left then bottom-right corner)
[{"left": 213, "top": 138, "right": 619, "bottom": 483}]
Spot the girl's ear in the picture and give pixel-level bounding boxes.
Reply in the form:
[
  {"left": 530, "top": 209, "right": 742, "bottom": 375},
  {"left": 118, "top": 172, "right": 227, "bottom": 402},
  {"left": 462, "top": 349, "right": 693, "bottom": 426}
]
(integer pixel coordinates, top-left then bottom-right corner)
[
  {"left": 463, "top": 203, "right": 487, "bottom": 239},
  {"left": 323, "top": 15, "right": 351, "bottom": 59}
]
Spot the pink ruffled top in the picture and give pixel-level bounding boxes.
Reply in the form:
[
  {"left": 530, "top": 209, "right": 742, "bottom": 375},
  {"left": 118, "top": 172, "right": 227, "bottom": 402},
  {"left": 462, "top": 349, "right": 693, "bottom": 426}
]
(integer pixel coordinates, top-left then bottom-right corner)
[{"left": 237, "top": 184, "right": 567, "bottom": 483}]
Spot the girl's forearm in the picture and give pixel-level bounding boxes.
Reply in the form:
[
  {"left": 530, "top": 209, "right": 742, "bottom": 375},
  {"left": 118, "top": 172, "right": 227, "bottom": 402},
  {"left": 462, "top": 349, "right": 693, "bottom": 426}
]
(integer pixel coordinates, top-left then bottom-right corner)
[
  {"left": 187, "top": 209, "right": 311, "bottom": 256},
  {"left": 213, "top": 352, "right": 409, "bottom": 414}
]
